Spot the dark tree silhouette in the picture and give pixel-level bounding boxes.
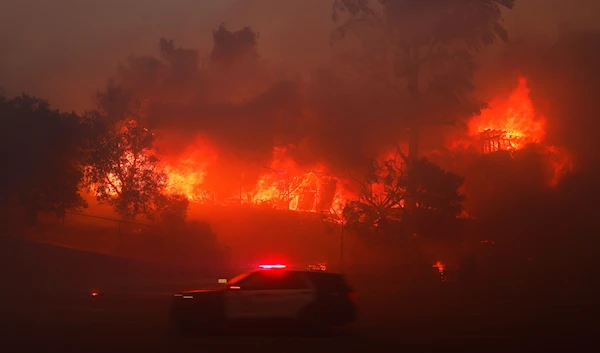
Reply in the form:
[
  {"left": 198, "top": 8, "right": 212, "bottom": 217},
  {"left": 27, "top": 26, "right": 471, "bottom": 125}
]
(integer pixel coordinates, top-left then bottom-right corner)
[
  {"left": 95, "top": 83, "right": 137, "bottom": 127},
  {"left": 331, "top": 0, "right": 515, "bottom": 159},
  {"left": 159, "top": 38, "right": 200, "bottom": 82},
  {"left": 343, "top": 157, "right": 406, "bottom": 239},
  {"left": 152, "top": 193, "right": 190, "bottom": 231},
  {"left": 210, "top": 24, "right": 260, "bottom": 68},
  {"left": 207, "top": 24, "right": 274, "bottom": 105},
  {"left": 406, "top": 156, "right": 465, "bottom": 238},
  {"left": 84, "top": 118, "right": 167, "bottom": 220},
  {"left": 0, "top": 94, "right": 87, "bottom": 224},
  {"left": 343, "top": 152, "right": 464, "bottom": 242}
]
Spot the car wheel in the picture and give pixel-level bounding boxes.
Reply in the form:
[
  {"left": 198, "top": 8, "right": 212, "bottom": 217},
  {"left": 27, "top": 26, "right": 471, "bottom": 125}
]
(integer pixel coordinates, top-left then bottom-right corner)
[
  {"left": 297, "top": 310, "right": 332, "bottom": 336},
  {"left": 170, "top": 317, "right": 195, "bottom": 336}
]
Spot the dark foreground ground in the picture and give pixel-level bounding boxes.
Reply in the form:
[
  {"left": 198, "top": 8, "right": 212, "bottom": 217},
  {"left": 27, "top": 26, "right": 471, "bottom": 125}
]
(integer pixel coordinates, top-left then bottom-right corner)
[
  {"left": 1, "top": 284, "right": 595, "bottom": 353},
  {"left": 0, "top": 237, "right": 596, "bottom": 352},
  {"left": 2, "top": 290, "right": 596, "bottom": 353}
]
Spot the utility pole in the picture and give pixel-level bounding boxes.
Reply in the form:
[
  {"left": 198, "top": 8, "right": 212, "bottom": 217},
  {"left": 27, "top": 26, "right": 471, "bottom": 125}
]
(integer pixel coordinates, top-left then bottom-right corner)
[
  {"left": 331, "top": 203, "right": 345, "bottom": 273},
  {"left": 340, "top": 221, "right": 345, "bottom": 273}
]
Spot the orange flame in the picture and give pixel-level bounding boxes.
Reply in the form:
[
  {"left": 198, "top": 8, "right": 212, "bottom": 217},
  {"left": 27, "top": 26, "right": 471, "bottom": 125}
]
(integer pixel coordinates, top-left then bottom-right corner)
[
  {"left": 469, "top": 77, "right": 546, "bottom": 149},
  {"left": 459, "top": 76, "right": 572, "bottom": 185},
  {"left": 88, "top": 76, "right": 572, "bottom": 211},
  {"left": 159, "top": 143, "right": 353, "bottom": 213},
  {"left": 432, "top": 261, "right": 445, "bottom": 273}
]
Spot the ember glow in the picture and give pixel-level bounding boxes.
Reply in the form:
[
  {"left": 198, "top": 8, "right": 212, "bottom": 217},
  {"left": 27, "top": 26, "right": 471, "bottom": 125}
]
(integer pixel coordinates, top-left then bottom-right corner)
[{"left": 432, "top": 261, "right": 445, "bottom": 273}]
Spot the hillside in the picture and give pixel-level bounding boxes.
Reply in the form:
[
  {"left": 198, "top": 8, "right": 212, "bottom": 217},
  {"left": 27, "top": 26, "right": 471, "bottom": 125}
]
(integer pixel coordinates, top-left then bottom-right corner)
[{"left": 0, "top": 236, "right": 221, "bottom": 299}]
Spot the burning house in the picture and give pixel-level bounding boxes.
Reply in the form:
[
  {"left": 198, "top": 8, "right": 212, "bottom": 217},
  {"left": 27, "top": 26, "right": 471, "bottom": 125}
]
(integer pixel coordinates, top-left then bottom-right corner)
[{"left": 479, "top": 129, "right": 518, "bottom": 154}]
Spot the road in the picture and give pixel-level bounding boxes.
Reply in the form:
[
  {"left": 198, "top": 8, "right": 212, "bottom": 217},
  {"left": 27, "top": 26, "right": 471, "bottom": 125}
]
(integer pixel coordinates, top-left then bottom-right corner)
[
  {"left": 2, "top": 289, "right": 595, "bottom": 353},
  {"left": 1, "top": 237, "right": 595, "bottom": 352}
]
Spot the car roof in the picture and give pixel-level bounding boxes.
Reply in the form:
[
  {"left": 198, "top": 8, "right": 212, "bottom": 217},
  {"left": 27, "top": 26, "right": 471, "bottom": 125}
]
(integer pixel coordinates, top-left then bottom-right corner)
[{"left": 248, "top": 269, "right": 344, "bottom": 276}]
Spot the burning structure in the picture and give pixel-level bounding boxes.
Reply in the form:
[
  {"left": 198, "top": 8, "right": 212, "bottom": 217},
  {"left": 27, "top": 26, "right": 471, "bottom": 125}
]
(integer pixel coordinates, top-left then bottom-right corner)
[
  {"left": 480, "top": 129, "right": 517, "bottom": 154},
  {"left": 460, "top": 76, "right": 571, "bottom": 185},
  {"left": 154, "top": 76, "right": 569, "bottom": 211},
  {"left": 469, "top": 77, "right": 546, "bottom": 152},
  {"left": 87, "top": 73, "right": 571, "bottom": 217},
  {"left": 82, "top": 20, "right": 572, "bottom": 219}
]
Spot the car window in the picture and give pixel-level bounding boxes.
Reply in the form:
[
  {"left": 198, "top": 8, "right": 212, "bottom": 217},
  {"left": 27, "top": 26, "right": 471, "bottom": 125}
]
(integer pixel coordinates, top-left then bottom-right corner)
[
  {"left": 304, "top": 272, "right": 352, "bottom": 293},
  {"left": 236, "top": 271, "right": 272, "bottom": 290},
  {"left": 278, "top": 272, "right": 310, "bottom": 290},
  {"left": 228, "top": 271, "right": 252, "bottom": 285},
  {"left": 237, "top": 271, "right": 309, "bottom": 290}
]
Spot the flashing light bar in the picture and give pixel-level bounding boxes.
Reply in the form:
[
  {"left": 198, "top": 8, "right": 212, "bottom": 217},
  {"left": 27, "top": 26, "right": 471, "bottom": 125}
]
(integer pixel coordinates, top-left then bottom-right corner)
[{"left": 259, "top": 264, "right": 287, "bottom": 269}]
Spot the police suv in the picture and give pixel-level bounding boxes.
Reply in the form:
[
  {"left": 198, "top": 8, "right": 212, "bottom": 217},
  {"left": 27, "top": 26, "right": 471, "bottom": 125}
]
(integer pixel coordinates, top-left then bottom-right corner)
[{"left": 170, "top": 264, "right": 357, "bottom": 332}]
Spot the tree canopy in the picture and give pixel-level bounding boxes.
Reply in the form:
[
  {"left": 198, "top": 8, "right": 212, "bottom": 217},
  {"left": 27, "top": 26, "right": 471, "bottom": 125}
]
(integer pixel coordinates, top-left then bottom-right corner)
[
  {"left": 0, "top": 94, "right": 87, "bottom": 223},
  {"left": 84, "top": 117, "right": 168, "bottom": 220},
  {"left": 0, "top": 91, "right": 192, "bottom": 227},
  {"left": 210, "top": 24, "right": 260, "bottom": 68},
  {"left": 343, "top": 153, "right": 465, "bottom": 242},
  {"left": 332, "top": 0, "right": 515, "bottom": 157}
]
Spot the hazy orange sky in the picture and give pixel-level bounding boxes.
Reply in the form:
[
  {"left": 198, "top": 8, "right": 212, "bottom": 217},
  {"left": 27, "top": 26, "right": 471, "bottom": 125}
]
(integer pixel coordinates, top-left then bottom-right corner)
[{"left": 1, "top": 0, "right": 599, "bottom": 112}]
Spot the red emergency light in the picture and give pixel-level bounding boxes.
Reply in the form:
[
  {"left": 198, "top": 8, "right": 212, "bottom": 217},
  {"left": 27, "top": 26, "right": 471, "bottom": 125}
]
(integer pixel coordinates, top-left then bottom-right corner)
[{"left": 259, "top": 264, "right": 287, "bottom": 269}]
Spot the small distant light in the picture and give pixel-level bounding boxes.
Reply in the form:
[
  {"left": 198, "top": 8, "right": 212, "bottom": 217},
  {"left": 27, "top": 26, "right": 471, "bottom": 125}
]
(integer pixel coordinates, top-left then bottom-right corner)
[
  {"left": 218, "top": 278, "right": 227, "bottom": 284},
  {"left": 91, "top": 291, "right": 99, "bottom": 297},
  {"left": 229, "top": 286, "right": 241, "bottom": 290},
  {"left": 259, "top": 264, "right": 286, "bottom": 269},
  {"left": 308, "top": 263, "right": 327, "bottom": 271},
  {"left": 183, "top": 295, "right": 193, "bottom": 299}
]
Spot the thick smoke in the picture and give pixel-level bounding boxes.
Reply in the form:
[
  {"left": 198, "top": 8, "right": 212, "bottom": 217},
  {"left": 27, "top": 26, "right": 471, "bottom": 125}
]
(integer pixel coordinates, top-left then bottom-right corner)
[
  {"left": 2, "top": 0, "right": 599, "bottom": 112},
  {"left": 86, "top": 1, "right": 600, "bottom": 200},
  {"left": 0, "top": 0, "right": 332, "bottom": 113},
  {"left": 518, "top": 29, "right": 600, "bottom": 170},
  {"left": 4, "top": 0, "right": 600, "bottom": 200},
  {"left": 130, "top": 27, "right": 302, "bottom": 163},
  {"left": 100, "top": 21, "right": 410, "bottom": 181}
]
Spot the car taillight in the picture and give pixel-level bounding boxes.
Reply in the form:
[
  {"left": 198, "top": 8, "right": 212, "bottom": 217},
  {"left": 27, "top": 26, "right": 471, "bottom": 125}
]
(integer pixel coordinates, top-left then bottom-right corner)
[{"left": 348, "top": 292, "right": 356, "bottom": 302}]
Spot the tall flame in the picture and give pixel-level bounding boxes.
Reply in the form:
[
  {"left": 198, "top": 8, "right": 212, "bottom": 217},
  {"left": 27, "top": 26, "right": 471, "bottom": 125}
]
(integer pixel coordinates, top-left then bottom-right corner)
[
  {"left": 159, "top": 143, "right": 351, "bottom": 212},
  {"left": 469, "top": 77, "right": 546, "bottom": 150},
  {"left": 462, "top": 76, "right": 571, "bottom": 185}
]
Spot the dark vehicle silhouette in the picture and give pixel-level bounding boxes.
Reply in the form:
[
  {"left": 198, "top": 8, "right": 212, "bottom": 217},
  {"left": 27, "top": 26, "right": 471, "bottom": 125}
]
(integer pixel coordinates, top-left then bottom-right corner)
[{"left": 170, "top": 264, "right": 357, "bottom": 333}]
